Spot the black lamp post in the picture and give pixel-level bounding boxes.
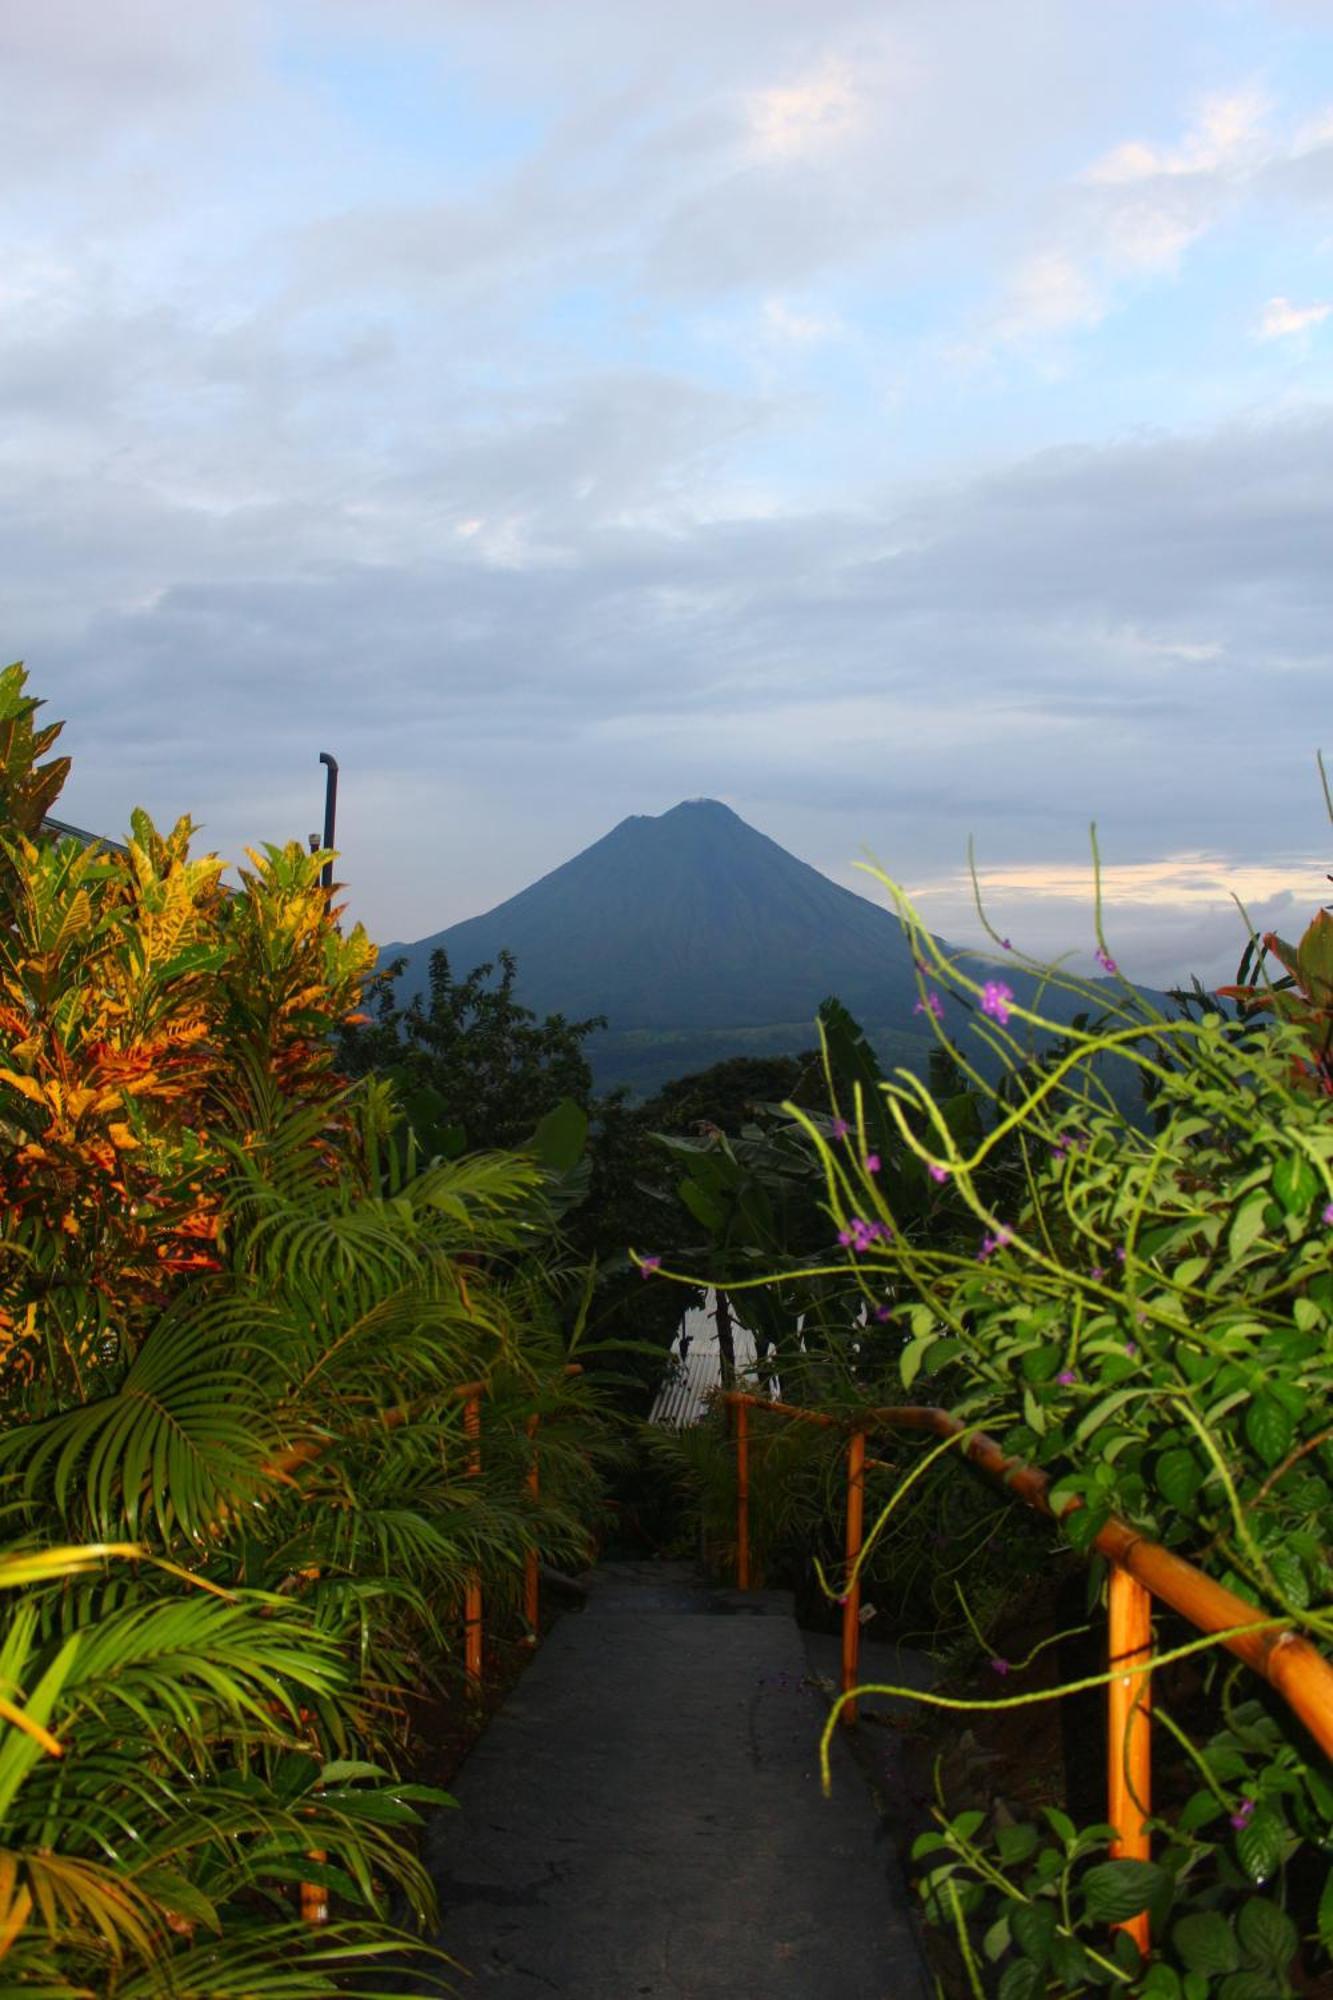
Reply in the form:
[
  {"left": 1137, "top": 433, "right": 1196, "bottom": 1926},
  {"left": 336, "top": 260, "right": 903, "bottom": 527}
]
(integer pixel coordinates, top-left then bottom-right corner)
[{"left": 318, "top": 752, "right": 338, "bottom": 891}]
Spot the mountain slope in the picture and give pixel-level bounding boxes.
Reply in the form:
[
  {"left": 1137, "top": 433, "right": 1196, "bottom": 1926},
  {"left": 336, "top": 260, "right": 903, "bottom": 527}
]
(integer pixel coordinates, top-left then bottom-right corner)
[
  {"left": 383, "top": 799, "right": 925, "bottom": 1034},
  {"left": 382, "top": 798, "right": 1142, "bottom": 1099}
]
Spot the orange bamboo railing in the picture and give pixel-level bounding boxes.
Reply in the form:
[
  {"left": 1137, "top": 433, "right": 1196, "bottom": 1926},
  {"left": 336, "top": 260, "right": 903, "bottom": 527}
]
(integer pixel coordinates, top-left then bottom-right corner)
[
  {"left": 289, "top": 1364, "right": 582, "bottom": 1924},
  {"left": 720, "top": 1390, "right": 1333, "bottom": 1954}
]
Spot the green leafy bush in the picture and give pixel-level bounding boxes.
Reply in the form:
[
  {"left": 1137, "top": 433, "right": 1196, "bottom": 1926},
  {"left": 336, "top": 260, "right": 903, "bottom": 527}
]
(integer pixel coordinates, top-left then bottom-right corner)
[{"left": 0, "top": 668, "right": 609, "bottom": 1992}]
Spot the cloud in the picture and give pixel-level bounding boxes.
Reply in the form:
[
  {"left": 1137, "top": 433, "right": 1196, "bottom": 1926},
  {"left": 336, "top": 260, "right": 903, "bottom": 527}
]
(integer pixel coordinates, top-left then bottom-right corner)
[
  {"left": 1086, "top": 87, "right": 1274, "bottom": 185},
  {"left": 4, "top": 0, "right": 1333, "bottom": 971},
  {"left": 1258, "top": 295, "right": 1332, "bottom": 338},
  {"left": 991, "top": 251, "right": 1107, "bottom": 340},
  {"left": 760, "top": 297, "right": 844, "bottom": 344},
  {"left": 744, "top": 56, "right": 865, "bottom": 163},
  {"left": 980, "top": 83, "right": 1330, "bottom": 351}
]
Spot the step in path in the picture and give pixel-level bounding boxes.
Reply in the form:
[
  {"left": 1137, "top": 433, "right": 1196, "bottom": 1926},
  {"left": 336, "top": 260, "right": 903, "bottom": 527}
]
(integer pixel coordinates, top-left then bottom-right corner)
[{"left": 421, "top": 1561, "right": 933, "bottom": 1998}]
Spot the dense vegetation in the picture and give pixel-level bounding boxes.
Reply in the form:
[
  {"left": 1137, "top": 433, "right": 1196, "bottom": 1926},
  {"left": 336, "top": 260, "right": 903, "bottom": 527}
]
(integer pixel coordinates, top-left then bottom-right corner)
[
  {"left": 642, "top": 854, "right": 1333, "bottom": 1996},
  {"left": 4, "top": 652, "right": 1328, "bottom": 1997},
  {"left": 0, "top": 665, "right": 609, "bottom": 1994}
]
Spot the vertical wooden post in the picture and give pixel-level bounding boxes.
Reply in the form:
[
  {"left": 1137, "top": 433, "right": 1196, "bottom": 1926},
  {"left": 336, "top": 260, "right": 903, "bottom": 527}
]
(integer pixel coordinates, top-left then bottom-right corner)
[
  {"left": 735, "top": 1398, "right": 751, "bottom": 1592},
  {"left": 296, "top": 1675, "right": 327, "bottom": 1925},
  {"left": 464, "top": 1393, "right": 483, "bottom": 1687},
  {"left": 524, "top": 1411, "right": 540, "bottom": 1644},
  {"left": 301, "top": 1869, "right": 329, "bottom": 1927},
  {"left": 841, "top": 1428, "right": 866, "bottom": 1726},
  {"left": 1107, "top": 1563, "right": 1153, "bottom": 1953}
]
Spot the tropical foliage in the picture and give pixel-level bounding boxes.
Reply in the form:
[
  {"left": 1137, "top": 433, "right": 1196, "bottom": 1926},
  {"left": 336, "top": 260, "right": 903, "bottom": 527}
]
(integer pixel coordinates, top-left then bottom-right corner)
[
  {"left": 642, "top": 845, "right": 1333, "bottom": 1996},
  {"left": 0, "top": 665, "right": 607, "bottom": 1994}
]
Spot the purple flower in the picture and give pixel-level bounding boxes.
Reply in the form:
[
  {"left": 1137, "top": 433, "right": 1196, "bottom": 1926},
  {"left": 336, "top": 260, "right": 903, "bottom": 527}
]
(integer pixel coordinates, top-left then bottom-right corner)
[
  {"left": 914, "top": 992, "right": 944, "bottom": 1021},
  {"left": 840, "top": 1217, "right": 890, "bottom": 1254},
  {"left": 928, "top": 1163, "right": 950, "bottom": 1184},
  {"left": 874, "top": 1305, "right": 893, "bottom": 1323},
  {"left": 990, "top": 1657, "right": 1011, "bottom": 1676},
  {"left": 1115, "top": 1247, "right": 1127, "bottom": 1264},
  {"left": 1230, "top": 1799, "right": 1255, "bottom": 1831},
  {"left": 1124, "top": 1340, "right": 1139, "bottom": 1358},
  {"left": 865, "top": 1152, "right": 881, "bottom": 1174},
  {"left": 1000, "top": 938, "right": 1012, "bottom": 951},
  {"left": 640, "top": 1255, "right": 662, "bottom": 1278},
  {"left": 981, "top": 981, "right": 1014, "bottom": 1025},
  {"left": 1095, "top": 947, "right": 1118, "bottom": 975},
  {"left": 830, "top": 1117, "right": 850, "bottom": 1140},
  {"left": 1324, "top": 1202, "right": 1333, "bottom": 1226},
  {"left": 977, "top": 1226, "right": 1013, "bottom": 1262},
  {"left": 1057, "top": 1369, "right": 1078, "bottom": 1387},
  {"left": 1090, "top": 1266, "right": 1106, "bottom": 1282}
]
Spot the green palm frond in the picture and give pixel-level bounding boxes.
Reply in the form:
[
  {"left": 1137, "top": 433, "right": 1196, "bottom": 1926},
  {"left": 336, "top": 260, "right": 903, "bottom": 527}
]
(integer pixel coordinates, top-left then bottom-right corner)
[
  {"left": 0, "top": 1299, "right": 284, "bottom": 1540},
  {"left": 107, "top": 1923, "right": 457, "bottom": 1998}
]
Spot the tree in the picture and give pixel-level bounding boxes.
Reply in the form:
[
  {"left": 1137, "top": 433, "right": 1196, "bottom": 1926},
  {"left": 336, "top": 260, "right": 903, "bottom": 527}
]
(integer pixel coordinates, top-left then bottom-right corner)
[{"left": 337, "top": 946, "right": 605, "bottom": 1156}]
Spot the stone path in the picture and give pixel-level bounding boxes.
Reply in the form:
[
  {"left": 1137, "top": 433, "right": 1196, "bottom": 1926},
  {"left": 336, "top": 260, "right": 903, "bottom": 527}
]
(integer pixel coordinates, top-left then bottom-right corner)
[{"left": 421, "top": 1561, "right": 932, "bottom": 1998}]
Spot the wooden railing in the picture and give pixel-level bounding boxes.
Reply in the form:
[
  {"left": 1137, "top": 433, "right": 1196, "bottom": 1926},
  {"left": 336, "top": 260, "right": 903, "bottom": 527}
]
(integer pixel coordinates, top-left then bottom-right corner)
[
  {"left": 719, "top": 1390, "right": 1333, "bottom": 1953},
  {"left": 300, "top": 1363, "right": 581, "bottom": 1925}
]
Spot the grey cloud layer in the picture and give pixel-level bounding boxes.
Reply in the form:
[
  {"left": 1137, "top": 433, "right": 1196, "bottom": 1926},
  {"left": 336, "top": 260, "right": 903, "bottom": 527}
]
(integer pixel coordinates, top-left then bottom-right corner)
[{"left": 3, "top": 0, "right": 1330, "bottom": 981}]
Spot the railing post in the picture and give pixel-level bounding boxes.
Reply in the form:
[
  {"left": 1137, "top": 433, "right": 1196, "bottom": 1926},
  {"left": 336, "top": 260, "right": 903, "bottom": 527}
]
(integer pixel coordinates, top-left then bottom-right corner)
[
  {"left": 841, "top": 1428, "right": 866, "bottom": 1726},
  {"left": 735, "top": 1398, "right": 751, "bottom": 1592},
  {"left": 524, "top": 1411, "right": 540, "bottom": 1644},
  {"left": 1107, "top": 1563, "right": 1153, "bottom": 1953},
  {"left": 464, "top": 1393, "right": 483, "bottom": 1687},
  {"left": 301, "top": 1866, "right": 329, "bottom": 1927}
]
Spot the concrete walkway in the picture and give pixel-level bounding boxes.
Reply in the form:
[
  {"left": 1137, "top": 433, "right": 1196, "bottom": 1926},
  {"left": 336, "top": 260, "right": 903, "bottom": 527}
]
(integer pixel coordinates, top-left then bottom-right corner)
[{"left": 422, "top": 1562, "right": 932, "bottom": 1998}]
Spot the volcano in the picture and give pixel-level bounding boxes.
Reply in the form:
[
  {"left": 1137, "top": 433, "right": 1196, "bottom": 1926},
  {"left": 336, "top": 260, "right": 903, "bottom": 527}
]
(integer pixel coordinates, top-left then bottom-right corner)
[{"left": 381, "top": 799, "right": 1124, "bottom": 1095}]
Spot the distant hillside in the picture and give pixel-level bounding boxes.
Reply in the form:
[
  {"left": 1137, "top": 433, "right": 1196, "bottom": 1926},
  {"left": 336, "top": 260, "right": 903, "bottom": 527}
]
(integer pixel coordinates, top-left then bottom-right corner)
[{"left": 382, "top": 799, "right": 1131, "bottom": 1096}]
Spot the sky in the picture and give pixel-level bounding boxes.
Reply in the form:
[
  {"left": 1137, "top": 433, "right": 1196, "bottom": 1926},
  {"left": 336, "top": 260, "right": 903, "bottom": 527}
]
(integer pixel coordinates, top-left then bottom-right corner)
[{"left": 5, "top": 0, "right": 1332, "bottom": 990}]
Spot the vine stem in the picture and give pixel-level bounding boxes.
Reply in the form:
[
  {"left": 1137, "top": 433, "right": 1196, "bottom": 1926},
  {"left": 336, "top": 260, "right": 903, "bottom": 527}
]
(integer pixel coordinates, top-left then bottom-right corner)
[{"left": 816, "top": 1615, "right": 1293, "bottom": 1795}]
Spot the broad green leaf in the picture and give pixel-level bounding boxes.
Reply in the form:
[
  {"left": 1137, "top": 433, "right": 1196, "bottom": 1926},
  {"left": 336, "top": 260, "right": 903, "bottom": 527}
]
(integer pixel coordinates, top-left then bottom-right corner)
[
  {"left": 1244, "top": 1396, "right": 1294, "bottom": 1469},
  {"left": 899, "top": 1336, "right": 932, "bottom": 1390},
  {"left": 1010, "top": 1898, "right": 1056, "bottom": 1964},
  {"left": 1234, "top": 1896, "right": 1297, "bottom": 1976},
  {"left": 1080, "top": 1859, "right": 1167, "bottom": 1924},
  {"left": 997, "top": 1960, "right": 1043, "bottom": 2000},
  {"left": 1156, "top": 1448, "right": 1204, "bottom": 1510},
  {"left": 1272, "top": 1151, "right": 1319, "bottom": 1216},
  {"left": 1048, "top": 1934, "right": 1088, "bottom": 1986},
  {"left": 525, "top": 1097, "right": 588, "bottom": 1172},
  {"left": 1173, "top": 1911, "right": 1240, "bottom": 1976},
  {"left": 1062, "top": 1499, "right": 1110, "bottom": 1554},
  {"left": 1228, "top": 1190, "right": 1270, "bottom": 1263},
  {"left": 1073, "top": 1388, "right": 1141, "bottom": 1445},
  {"left": 982, "top": 1912, "right": 1012, "bottom": 1962},
  {"left": 1236, "top": 1808, "right": 1284, "bottom": 1884},
  {"left": 995, "top": 1822, "right": 1041, "bottom": 1867}
]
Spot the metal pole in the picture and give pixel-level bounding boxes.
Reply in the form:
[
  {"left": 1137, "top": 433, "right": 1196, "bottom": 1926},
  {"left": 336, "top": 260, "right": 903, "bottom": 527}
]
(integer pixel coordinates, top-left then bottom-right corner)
[
  {"left": 318, "top": 752, "right": 338, "bottom": 891},
  {"left": 841, "top": 1429, "right": 865, "bottom": 1726},
  {"left": 1107, "top": 1564, "right": 1153, "bottom": 1952}
]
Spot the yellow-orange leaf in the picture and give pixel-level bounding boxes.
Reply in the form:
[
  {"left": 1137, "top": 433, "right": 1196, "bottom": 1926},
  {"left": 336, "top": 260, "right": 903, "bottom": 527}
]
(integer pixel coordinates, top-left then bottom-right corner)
[{"left": 0, "top": 1070, "right": 48, "bottom": 1108}]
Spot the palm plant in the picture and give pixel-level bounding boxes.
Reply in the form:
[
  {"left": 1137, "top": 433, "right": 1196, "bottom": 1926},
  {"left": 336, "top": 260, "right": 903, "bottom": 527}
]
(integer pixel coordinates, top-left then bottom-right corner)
[{"left": 0, "top": 666, "right": 611, "bottom": 1992}]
